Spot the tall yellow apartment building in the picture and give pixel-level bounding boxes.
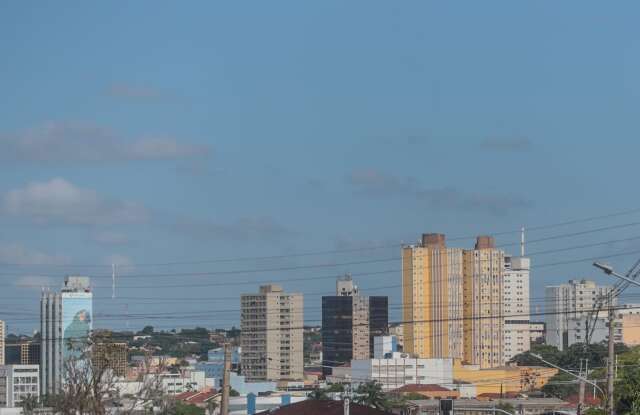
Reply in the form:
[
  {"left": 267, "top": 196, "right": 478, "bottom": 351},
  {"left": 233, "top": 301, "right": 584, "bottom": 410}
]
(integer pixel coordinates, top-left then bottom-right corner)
[
  {"left": 463, "top": 236, "right": 505, "bottom": 368},
  {"left": 402, "top": 233, "right": 464, "bottom": 359},
  {"left": 403, "top": 234, "right": 505, "bottom": 368}
]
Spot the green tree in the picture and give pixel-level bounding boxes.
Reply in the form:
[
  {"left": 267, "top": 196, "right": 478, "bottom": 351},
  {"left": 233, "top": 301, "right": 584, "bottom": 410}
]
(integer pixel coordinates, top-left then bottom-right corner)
[
  {"left": 141, "top": 326, "right": 154, "bottom": 335},
  {"left": 174, "top": 401, "right": 205, "bottom": 415},
  {"left": 230, "top": 388, "right": 240, "bottom": 397},
  {"left": 354, "top": 381, "right": 390, "bottom": 411},
  {"left": 615, "top": 365, "right": 640, "bottom": 414},
  {"left": 496, "top": 401, "right": 516, "bottom": 414},
  {"left": 510, "top": 344, "right": 562, "bottom": 366},
  {"left": 308, "top": 388, "right": 330, "bottom": 400},
  {"left": 541, "top": 371, "right": 579, "bottom": 399},
  {"left": 327, "top": 383, "right": 345, "bottom": 392},
  {"left": 402, "top": 392, "right": 427, "bottom": 401}
]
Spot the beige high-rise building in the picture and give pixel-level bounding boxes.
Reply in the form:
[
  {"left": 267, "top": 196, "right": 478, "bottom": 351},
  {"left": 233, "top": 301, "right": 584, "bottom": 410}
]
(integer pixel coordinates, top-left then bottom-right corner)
[
  {"left": 0, "top": 320, "right": 5, "bottom": 365},
  {"left": 463, "top": 236, "right": 505, "bottom": 368},
  {"left": 93, "top": 342, "right": 129, "bottom": 377},
  {"left": 402, "top": 233, "right": 464, "bottom": 359},
  {"left": 241, "top": 284, "right": 303, "bottom": 382}
]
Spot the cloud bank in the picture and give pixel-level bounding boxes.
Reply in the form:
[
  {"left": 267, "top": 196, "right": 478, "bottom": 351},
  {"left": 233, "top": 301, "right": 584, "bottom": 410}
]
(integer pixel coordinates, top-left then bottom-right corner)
[
  {"left": 0, "top": 122, "right": 210, "bottom": 163},
  {"left": 348, "top": 169, "right": 532, "bottom": 216},
  {"left": 2, "top": 178, "right": 149, "bottom": 225}
]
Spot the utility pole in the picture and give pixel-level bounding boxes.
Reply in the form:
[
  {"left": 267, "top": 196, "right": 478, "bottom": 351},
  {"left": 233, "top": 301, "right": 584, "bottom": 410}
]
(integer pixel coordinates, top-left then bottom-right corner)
[
  {"left": 578, "top": 358, "right": 585, "bottom": 415},
  {"left": 220, "top": 342, "right": 232, "bottom": 415},
  {"left": 607, "top": 293, "right": 615, "bottom": 415},
  {"left": 344, "top": 382, "right": 351, "bottom": 415}
]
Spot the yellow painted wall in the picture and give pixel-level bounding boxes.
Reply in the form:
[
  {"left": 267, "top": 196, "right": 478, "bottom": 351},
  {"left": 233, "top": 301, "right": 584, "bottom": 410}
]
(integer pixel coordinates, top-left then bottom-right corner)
[
  {"left": 453, "top": 360, "right": 558, "bottom": 395},
  {"left": 622, "top": 314, "right": 640, "bottom": 346}
]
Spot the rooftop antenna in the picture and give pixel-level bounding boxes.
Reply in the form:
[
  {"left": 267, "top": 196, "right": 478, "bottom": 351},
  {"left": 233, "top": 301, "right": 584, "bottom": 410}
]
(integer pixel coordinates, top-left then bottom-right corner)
[
  {"left": 112, "top": 263, "right": 117, "bottom": 299},
  {"left": 521, "top": 226, "right": 526, "bottom": 257}
]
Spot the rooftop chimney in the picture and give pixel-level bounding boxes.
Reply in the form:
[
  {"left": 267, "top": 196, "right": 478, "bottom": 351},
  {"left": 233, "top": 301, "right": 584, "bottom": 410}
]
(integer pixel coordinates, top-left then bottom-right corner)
[
  {"left": 475, "top": 235, "right": 495, "bottom": 250},
  {"left": 421, "top": 233, "right": 446, "bottom": 248}
]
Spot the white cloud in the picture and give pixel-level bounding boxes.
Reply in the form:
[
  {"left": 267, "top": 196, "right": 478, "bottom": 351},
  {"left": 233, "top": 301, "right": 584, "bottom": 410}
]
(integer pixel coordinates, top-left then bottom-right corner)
[
  {"left": 0, "top": 243, "right": 68, "bottom": 290},
  {"left": 0, "top": 243, "right": 70, "bottom": 266},
  {"left": 0, "top": 122, "right": 211, "bottom": 163},
  {"left": 2, "top": 178, "right": 149, "bottom": 225}
]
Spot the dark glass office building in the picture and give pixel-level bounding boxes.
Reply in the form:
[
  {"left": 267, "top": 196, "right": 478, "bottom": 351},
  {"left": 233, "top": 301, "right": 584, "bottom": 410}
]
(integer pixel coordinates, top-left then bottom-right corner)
[{"left": 321, "top": 287, "right": 388, "bottom": 376}]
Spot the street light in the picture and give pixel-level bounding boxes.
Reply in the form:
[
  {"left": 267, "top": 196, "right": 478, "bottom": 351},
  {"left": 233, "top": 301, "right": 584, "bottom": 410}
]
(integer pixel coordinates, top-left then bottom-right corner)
[
  {"left": 529, "top": 353, "right": 605, "bottom": 398},
  {"left": 594, "top": 262, "right": 640, "bottom": 288}
]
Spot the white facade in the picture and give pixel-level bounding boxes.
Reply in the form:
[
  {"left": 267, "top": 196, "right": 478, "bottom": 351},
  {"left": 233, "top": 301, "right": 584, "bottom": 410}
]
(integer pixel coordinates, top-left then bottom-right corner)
[
  {"left": 529, "top": 322, "right": 545, "bottom": 344},
  {"left": 157, "top": 370, "right": 206, "bottom": 395},
  {"left": 545, "top": 280, "right": 613, "bottom": 350},
  {"left": 373, "top": 336, "right": 398, "bottom": 359},
  {"left": 503, "top": 256, "right": 531, "bottom": 362},
  {"left": 0, "top": 321, "right": 4, "bottom": 366},
  {"left": 0, "top": 365, "right": 39, "bottom": 408},
  {"left": 351, "top": 353, "right": 453, "bottom": 392},
  {"left": 566, "top": 312, "right": 623, "bottom": 346}
]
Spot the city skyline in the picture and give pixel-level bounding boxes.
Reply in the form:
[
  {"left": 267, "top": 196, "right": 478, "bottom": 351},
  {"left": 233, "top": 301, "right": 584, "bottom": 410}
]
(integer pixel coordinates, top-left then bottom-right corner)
[
  {"left": 2, "top": 2, "right": 640, "bottom": 414},
  {"left": 2, "top": 2, "right": 640, "bottom": 336}
]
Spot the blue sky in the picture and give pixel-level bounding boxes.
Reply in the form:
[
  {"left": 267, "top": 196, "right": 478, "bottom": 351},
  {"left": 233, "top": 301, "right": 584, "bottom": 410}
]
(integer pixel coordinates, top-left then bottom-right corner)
[{"left": 1, "top": 1, "right": 640, "bottom": 333}]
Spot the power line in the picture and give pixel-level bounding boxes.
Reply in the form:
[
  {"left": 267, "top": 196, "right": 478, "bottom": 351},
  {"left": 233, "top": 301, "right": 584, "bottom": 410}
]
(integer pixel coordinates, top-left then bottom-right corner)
[{"left": 2, "top": 206, "right": 640, "bottom": 269}]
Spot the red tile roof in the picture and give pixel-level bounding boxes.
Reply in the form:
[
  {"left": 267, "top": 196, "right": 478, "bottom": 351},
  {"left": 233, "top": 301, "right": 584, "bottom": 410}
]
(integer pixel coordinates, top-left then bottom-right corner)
[
  {"left": 175, "top": 388, "right": 219, "bottom": 404},
  {"left": 392, "top": 384, "right": 452, "bottom": 393},
  {"left": 256, "top": 400, "right": 392, "bottom": 414},
  {"left": 566, "top": 394, "right": 602, "bottom": 407}
]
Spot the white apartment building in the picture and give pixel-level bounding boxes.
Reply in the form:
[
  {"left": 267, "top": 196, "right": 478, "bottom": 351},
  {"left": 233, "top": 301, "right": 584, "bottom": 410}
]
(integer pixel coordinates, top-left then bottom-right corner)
[
  {"left": 241, "top": 285, "right": 303, "bottom": 382},
  {"left": 503, "top": 256, "right": 531, "bottom": 362},
  {"left": 351, "top": 353, "right": 453, "bottom": 392},
  {"left": 157, "top": 371, "right": 206, "bottom": 395},
  {"left": 545, "top": 279, "right": 614, "bottom": 351},
  {"left": 0, "top": 321, "right": 4, "bottom": 366},
  {"left": 0, "top": 365, "right": 39, "bottom": 408},
  {"left": 566, "top": 313, "right": 622, "bottom": 346}
]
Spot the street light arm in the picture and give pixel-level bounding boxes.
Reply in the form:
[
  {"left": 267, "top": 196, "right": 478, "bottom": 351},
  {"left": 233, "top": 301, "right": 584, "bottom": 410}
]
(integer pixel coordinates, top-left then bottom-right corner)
[
  {"left": 593, "top": 261, "right": 629, "bottom": 280},
  {"left": 530, "top": 354, "right": 605, "bottom": 397},
  {"left": 597, "top": 265, "right": 640, "bottom": 289}
]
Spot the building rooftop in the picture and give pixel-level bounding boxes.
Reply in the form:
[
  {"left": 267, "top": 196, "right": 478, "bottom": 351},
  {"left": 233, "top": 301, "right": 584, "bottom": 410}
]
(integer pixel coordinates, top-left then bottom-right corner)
[
  {"left": 407, "top": 397, "right": 570, "bottom": 408},
  {"left": 391, "top": 384, "right": 451, "bottom": 393},
  {"left": 259, "top": 284, "right": 283, "bottom": 293},
  {"left": 175, "top": 388, "right": 219, "bottom": 405},
  {"left": 256, "top": 400, "right": 392, "bottom": 414}
]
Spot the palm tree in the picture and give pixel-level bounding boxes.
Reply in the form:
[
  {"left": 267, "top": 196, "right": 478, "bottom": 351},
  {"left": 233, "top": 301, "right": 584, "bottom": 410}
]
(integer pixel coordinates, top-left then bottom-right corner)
[
  {"left": 354, "top": 381, "right": 390, "bottom": 411},
  {"left": 308, "top": 388, "right": 330, "bottom": 400}
]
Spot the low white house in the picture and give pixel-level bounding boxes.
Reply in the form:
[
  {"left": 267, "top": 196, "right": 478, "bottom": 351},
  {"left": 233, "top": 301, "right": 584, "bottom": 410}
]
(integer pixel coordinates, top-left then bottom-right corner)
[
  {"left": 157, "top": 371, "right": 206, "bottom": 394},
  {"left": 350, "top": 353, "right": 453, "bottom": 392}
]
